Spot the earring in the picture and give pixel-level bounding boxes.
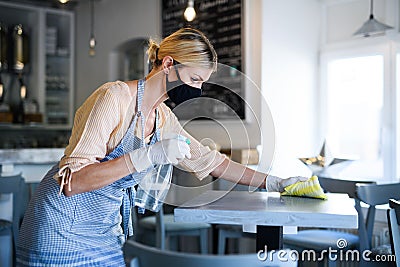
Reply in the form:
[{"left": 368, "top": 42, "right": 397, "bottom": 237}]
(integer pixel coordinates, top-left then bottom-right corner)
[{"left": 163, "top": 64, "right": 170, "bottom": 75}]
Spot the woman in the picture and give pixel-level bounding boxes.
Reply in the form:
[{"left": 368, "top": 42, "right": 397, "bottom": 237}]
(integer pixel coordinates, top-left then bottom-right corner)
[{"left": 16, "top": 28, "right": 306, "bottom": 266}]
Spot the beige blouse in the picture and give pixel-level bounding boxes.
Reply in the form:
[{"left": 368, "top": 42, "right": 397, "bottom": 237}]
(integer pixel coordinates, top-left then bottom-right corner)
[{"left": 55, "top": 81, "right": 226, "bottom": 190}]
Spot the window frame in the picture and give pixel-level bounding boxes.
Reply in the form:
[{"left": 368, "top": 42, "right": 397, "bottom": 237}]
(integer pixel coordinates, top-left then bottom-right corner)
[{"left": 320, "top": 39, "right": 399, "bottom": 182}]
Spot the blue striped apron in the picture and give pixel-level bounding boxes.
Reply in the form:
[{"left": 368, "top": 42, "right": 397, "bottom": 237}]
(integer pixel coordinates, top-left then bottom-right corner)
[{"left": 16, "top": 79, "right": 169, "bottom": 266}]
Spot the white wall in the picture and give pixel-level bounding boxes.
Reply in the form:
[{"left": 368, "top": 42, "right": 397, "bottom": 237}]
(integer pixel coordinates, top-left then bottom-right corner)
[
  {"left": 74, "top": 0, "right": 161, "bottom": 107},
  {"left": 261, "top": 0, "right": 321, "bottom": 167},
  {"left": 259, "top": 0, "right": 399, "bottom": 169},
  {"left": 181, "top": 0, "right": 264, "bottom": 150},
  {"left": 74, "top": 0, "right": 263, "bottom": 150},
  {"left": 322, "top": 0, "right": 399, "bottom": 46},
  {"left": 320, "top": 0, "right": 400, "bottom": 181},
  {"left": 74, "top": 0, "right": 399, "bottom": 158}
]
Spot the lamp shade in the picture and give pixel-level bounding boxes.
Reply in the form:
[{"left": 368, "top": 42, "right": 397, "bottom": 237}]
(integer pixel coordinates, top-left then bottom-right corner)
[
  {"left": 354, "top": 14, "right": 394, "bottom": 37},
  {"left": 353, "top": 0, "right": 394, "bottom": 37}
]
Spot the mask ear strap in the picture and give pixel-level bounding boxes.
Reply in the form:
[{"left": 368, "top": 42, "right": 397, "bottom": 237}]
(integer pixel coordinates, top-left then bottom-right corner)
[{"left": 172, "top": 60, "right": 182, "bottom": 81}]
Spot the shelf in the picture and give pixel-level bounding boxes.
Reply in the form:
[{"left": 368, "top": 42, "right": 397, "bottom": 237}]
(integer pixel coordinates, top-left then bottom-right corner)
[
  {"left": 0, "top": 123, "right": 71, "bottom": 130},
  {"left": 0, "top": 1, "right": 74, "bottom": 129},
  {"left": 0, "top": 1, "right": 74, "bottom": 150},
  {"left": 46, "top": 53, "right": 71, "bottom": 59},
  {"left": 45, "top": 89, "right": 69, "bottom": 93}
]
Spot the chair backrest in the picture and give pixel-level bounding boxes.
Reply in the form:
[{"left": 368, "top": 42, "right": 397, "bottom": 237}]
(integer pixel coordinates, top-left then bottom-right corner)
[
  {"left": 388, "top": 199, "right": 400, "bottom": 267},
  {"left": 318, "top": 176, "right": 374, "bottom": 198},
  {"left": 390, "top": 199, "right": 400, "bottom": 226},
  {"left": 123, "top": 239, "right": 295, "bottom": 267},
  {"left": 356, "top": 183, "right": 400, "bottom": 252},
  {"left": 317, "top": 177, "right": 376, "bottom": 251},
  {"left": 0, "top": 173, "right": 24, "bottom": 194},
  {"left": 131, "top": 203, "right": 168, "bottom": 249},
  {"left": 0, "top": 173, "right": 27, "bottom": 247}
]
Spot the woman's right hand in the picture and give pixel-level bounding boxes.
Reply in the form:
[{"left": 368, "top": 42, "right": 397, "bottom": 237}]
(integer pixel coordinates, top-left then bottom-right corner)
[
  {"left": 148, "top": 138, "right": 191, "bottom": 165},
  {"left": 129, "top": 139, "right": 191, "bottom": 172}
]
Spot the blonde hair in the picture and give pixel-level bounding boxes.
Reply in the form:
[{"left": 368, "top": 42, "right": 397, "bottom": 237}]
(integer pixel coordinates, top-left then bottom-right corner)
[{"left": 147, "top": 28, "right": 217, "bottom": 71}]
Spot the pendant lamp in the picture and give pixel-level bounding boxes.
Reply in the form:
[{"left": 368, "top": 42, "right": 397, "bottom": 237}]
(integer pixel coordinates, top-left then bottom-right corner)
[
  {"left": 0, "top": 75, "right": 3, "bottom": 102},
  {"left": 89, "top": 0, "right": 96, "bottom": 56},
  {"left": 184, "top": 0, "right": 196, "bottom": 22},
  {"left": 353, "top": 0, "right": 393, "bottom": 37}
]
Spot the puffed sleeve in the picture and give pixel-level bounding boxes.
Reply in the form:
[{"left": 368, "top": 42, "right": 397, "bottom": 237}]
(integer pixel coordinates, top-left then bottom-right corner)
[
  {"left": 159, "top": 104, "right": 227, "bottom": 180},
  {"left": 54, "top": 82, "right": 128, "bottom": 193}
]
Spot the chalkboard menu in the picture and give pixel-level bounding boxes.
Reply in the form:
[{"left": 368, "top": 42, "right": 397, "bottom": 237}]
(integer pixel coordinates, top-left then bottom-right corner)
[{"left": 162, "top": 0, "right": 245, "bottom": 120}]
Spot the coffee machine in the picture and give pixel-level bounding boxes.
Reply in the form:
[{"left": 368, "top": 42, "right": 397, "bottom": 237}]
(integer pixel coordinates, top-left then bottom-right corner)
[
  {"left": 10, "top": 24, "right": 32, "bottom": 123},
  {"left": 0, "top": 22, "right": 11, "bottom": 122},
  {"left": 0, "top": 22, "right": 38, "bottom": 124}
]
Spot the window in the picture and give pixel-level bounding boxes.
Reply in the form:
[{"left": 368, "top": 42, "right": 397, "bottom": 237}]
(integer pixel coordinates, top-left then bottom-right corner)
[
  {"left": 397, "top": 52, "right": 400, "bottom": 180},
  {"left": 326, "top": 55, "right": 384, "bottom": 160},
  {"left": 321, "top": 42, "right": 399, "bottom": 182}
]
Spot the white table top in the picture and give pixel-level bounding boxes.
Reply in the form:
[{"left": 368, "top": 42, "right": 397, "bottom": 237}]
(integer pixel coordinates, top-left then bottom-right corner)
[{"left": 174, "top": 190, "right": 358, "bottom": 229}]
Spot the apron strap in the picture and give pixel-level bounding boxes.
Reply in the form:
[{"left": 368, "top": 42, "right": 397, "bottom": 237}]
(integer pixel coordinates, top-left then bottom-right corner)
[
  {"left": 136, "top": 79, "right": 145, "bottom": 112},
  {"left": 122, "top": 187, "right": 136, "bottom": 240},
  {"left": 137, "top": 79, "right": 146, "bottom": 148},
  {"left": 121, "top": 78, "right": 163, "bottom": 236},
  {"left": 120, "top": 79, "right": 146, "bottom": 239},
  {"left": 155, "top": 109, "right": 161, "bottom": 141}
]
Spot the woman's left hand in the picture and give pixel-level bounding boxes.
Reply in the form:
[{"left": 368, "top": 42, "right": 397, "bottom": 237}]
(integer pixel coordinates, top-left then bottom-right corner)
[{"left": 266, "top": 175, "right": 309, "bottom": 192}]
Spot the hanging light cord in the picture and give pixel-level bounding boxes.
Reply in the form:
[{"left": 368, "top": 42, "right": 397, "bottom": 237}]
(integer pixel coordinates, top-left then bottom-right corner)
[
  {"left": 89, "top": 0, "right": 96, "bottom": 56},
  {"left": 90, "top": 0, "right": 95, "bottom": 40},
  {"left": 369, "top": 0, "right": 374, "bottom": 19},
  {"left": 353, "top": 0, "right": 393, "bottom": 37}
]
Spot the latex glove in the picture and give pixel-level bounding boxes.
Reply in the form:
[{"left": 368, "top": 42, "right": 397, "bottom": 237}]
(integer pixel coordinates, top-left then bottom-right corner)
[
  {"left": 266, "top": 175, "right": 309, "bottom": 192},
  {"left": 129, "top": 138, "right": 191, "bottom": 172}
]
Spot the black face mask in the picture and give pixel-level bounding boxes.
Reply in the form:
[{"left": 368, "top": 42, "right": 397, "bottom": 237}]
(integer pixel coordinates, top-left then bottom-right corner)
[{"left": 166, "top": 64, "right": 202, "bottom": 106}]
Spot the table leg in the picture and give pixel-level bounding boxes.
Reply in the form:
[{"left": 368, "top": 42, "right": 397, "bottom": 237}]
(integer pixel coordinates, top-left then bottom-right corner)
[
  {"left": 211, "top": 224, "right": 218, "bottom": 254},
  {"left": 256, "top": 225, "right": 283, "bottom": 251}
]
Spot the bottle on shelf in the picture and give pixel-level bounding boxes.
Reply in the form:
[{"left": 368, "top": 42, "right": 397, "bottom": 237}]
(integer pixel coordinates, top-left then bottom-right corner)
[
  {"left": 13, "top": 75, "right": 25, "bottom": 123},
  {"left": 10, "top": 24, "right": 30, "bottom": 73},
  {"left": 0, "top": 21, "right": 8, "bottom": 71},
  {"left": 14, "top": 75, "right": 41, "bottom": 124}
]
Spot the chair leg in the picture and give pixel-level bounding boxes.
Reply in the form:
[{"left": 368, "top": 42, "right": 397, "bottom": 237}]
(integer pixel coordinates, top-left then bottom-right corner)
[
  {"left": 168, "top": 236, "right": 179, "bottom": 251},
  {"left": 199, "top": 229, "right": 208, "bottom": 254},
  {"left": 156, "top": 229, "right": 164, "bottom": 250},
  {"left": 12, "top": 234, "right": 16, "bottom": 267},
  {"left": 218, "top": 230, "right": 226, "bottom": 255},
  {"left": 327, "top": 259, "right": 336, "bottom": 267}
]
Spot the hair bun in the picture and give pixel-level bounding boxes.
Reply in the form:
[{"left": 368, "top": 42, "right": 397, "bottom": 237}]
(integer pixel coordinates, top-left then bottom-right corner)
[{"left": 147, "top": 39, "right": 160, "bottom": 64}]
